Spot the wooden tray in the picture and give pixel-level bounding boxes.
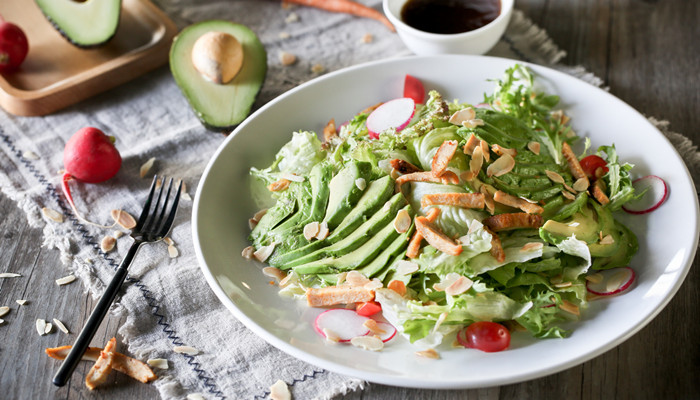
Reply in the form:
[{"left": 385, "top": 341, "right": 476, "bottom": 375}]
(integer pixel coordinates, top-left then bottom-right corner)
[{"left": 0, "top": 0, "right": 177, "bottom": 117}]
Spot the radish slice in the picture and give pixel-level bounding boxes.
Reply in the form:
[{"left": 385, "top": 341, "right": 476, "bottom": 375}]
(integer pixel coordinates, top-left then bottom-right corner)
[
  {"left": 367, "top": 321, "right": 397, "bottom": 343},
  {"left": 586, "top": 267, "right": 636, "bottom": 296},
  {"left": 622, "top": 175, "right": 669, "bottom": 214},
  {"left": 314, "top": 309, "right": 370, "bottom": 342},
  {"left": 366, "top": 97, "right": 415, "bottom": 139},
  {"left": 403, "top": 75, "right": 425, "bottom": 104}
]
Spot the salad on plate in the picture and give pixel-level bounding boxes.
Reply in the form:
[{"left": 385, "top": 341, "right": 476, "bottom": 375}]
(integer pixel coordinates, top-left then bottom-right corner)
[{"left": 242, "top": 65, "right": 665, "bottom": 354}]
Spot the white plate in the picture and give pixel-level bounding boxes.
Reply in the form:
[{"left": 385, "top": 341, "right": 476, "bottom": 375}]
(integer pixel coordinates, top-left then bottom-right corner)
[{"left": 192, "top": 55, "right": 699, "bottom": 389}]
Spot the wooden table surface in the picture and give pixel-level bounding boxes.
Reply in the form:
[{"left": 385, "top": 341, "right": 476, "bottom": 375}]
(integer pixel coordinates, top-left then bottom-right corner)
[{"left": 1, "top": 0, "right": 698, "bottom": 398}]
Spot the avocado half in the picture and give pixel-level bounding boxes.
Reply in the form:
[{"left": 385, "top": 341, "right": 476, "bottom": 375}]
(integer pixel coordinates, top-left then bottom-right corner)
[
  {"left": 169, "top": 21, "right": 267, "bottom": 132},
  {"left": 35, "top": 0, "right": 121, "bottom": 48}
]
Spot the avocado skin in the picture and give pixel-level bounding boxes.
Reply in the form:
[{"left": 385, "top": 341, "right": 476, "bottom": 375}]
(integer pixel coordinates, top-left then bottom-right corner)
[
  {"left": 170, "top": 21, "right": 267, "bottom": 132},
  {"left": 35, "top": 0, "right": 121, "bottom": 48}
]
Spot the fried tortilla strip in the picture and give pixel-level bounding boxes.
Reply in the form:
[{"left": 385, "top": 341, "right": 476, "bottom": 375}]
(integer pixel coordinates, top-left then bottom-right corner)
[
  {"left": 485, "top": 227, "right": 505, "bottom": 262},
  {"left": 493, "top": 190, "right": 544, "bottom": 214},
  {"left": 562, "top": 142, "right": 590, "bottom": 186},
  {"left": 46, "top": 345, "right": 157, "bottom": 383},
  {"left": 421, "top": 193, "right": 485, "bottom": 209},
  {"left": 322, "top": 118, "right": 337, "bottom": 142},
  {"left": 431, "top": 140, "right": 459, "bottom": 177},
  {"left": 360, "top": 102, "right": 383, "bottom": 115},
  {"left": 390, "top": 159, "right": 422, "bottom": 174},
  {"left": 406, "top": 208, "right": 440, "bottom": 258},
  {"left": 415, "top": 216, "right": 462, "bottom": 256},
  {"left": 463, "top": 133, "right": 480, "bottom": 156},
  {"left": 592, "top": 179, "right": 610, "bottom": 205},
  {"left": 306, "top": 285, "right": 374, "bottom": 307},
  {"left": 483, "top": 213, "right": 544, "bottom": 232},
  {"left": 85, "top": 337, "right": 116, "bottom": 390}
]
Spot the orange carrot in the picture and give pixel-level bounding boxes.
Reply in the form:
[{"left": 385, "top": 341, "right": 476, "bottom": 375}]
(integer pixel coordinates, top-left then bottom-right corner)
[{"left": 283, "top": 0, "right": 396, "bottom": 31}]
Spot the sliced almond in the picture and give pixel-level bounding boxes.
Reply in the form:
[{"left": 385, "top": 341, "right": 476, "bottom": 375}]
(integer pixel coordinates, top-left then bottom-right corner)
[
  {"left": 241, "top": 246, "right": 255, "bottom": 259},
  {"left": 267, "top": 179, "right": 291, "bottom": 192},
  {"left": 269, "top": 379, "right": 292, "bottom": 400},
  {"left": 573, "top": 177, "right": 589, "bottom": 192},
  {"left": 23, "top": 150, "right": 40, "bottom": 160},
  {"left": 553, "top": 281, "right": 572, "bottom": 288},
  {"left": 564, "top": 183, "right": 577, "bottom": 194},
  {"left": 599, "top": 234, "right": 615, "bottom": 245},
  {"left": 350, "top": 335, "right": 384, "bottom": 352},
  {"left": 322, "top": 328, "right": 341, "bottom": 344},
  {"left": 393, "top": 209, "right": 411, "bottom": 233},
  {"left": 0, "top": 272, "right": 21, "bottom": 278},
  {"left": 36, "top": 319, "right": 47, "bottom": 336},
  {"left": 303, "top": 221, "right": 320, "bottom": 241},
  {"left": 562, "top": 190, "right": 576, "bottom": 200},
  {"left": 586, "top": 273, "right": 604, "bottom": 284},
  {"left": 101, "top": 236, "right": 116, "bottom": 253},
  {"left": 311, "top": 63, "right": 325, "bottom": 74},
  {"left": 433, "top": 272, "right": 460, "bottom": 291},
  {"left": 363, "top": 279, "right": 383, "bottom": 291},
  {"left": 345, "top": 270, "right": 370, "bottom": 287},
  {"left": 444, "top": 276, "right": 473, "bottom": 296},
  {"left": 545, "top": 170, "right": 565, "bottom": 184},
  {"left": 486, "top": 153, "right": 515, "bottom": 177},
  {"left": 433, "top": 311, "right": 448, "bottom": 333},
  {"left": 113, "top": 230, "right": 124, "bottom": 239},
  {"left": 262, "top": 266, "right": 287, "bottom": 281},
  {"left": 0, "top": 306, "right": 9, "bottom": 317},
  {"left": 527, "top": 141, "right": 541, "bottom": 155},
  {"left": 173, "top": 345, "right": 199, "bottom": 356},
  {"left": 480, "top": 185, "right": 495, "bottom": 215},
  {"left": 42, "top": 207, "right": 63, "bottom": 223},
  {"left": 396, "top": 260, "right": 419, "bottom": 276},
  {"left": 16, "top": 299, "right": 27, "bottom": 305},
  {"left": 279, "top": 51, "right": 297, "bottom": 66},
  {"left": 469, "top": 145, "right": 484, "bottom": 174},
  {"left": 559, "top": 300, "right": 580, "bottom": 316},
  {"left": 44, "top": 322, "right": 53, "bottom": 334},
  {"left": 415, "top": 348, "right": 440, "bottom": 359},
  {"left": 163, "top": 237, "right": 175, "bottom": 246},
  {"left": 448, "top": 107, "right": 476, "bottom": 125},
  {"left": 56, "top": 275, "right": 76, "bottom": 286},
  {"left": 462, "top": 119, "right": 484, "bottom": 128},
  {"left": 280, "top": 172, "right": 305, "bottom": 183},
  {"left": 248, "top": 218, "right": 258, "bottom": 230},
  {"left": 187, "top": 395, "right": 206, "bottom": 400},
  {"left": 355, "top": 177, "right": 367, "bottom": 191},
  {"left": 111, "top": 209, "right": 137, "bottom": 229},
  {"left": 606, "top": 269, "right": 629, "bottom": 293},
  {"left": 521, "top": 242, "right": 544, "bottom": 252},
  {"left": 140, "top": 157, "right": 156, "bottom": 178},
  {"left": 279, "top": 271, "right": 296, "bottom": 288},
  {"left": 253, "top": 243, "right": 276, "bottom": 263},
  {"left": 147, "top": 358, "right": 169, "bottom": 369},
  {"left": 363, "top": 319, "right": 387, "bottom": 335},
  {"left": 253, "top": 209, "right": 268, "bottom": 221},
  {"left": 315, "top": 222, "right": 329, "bottom": 240},
  {"left": 336, "top": 271, "right": 347, "bottom": 285},
  {"left": 167, "top": 245, "right": 179, "bottom": 258},
  {"left": 181, "top": 192, "right": 192, "bottom": 201},
  {"left": 480, "top": 140, "right": 490, "bottom": 162},
  {"left": 53, "top": 318, "right": 69, "bottom": 334},
  {"left": 491, "top": 144, "right": 517, "bottom": 157}
]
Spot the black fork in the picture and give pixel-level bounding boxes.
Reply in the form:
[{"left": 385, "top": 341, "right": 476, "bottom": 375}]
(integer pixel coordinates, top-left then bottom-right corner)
[{"left": 53, "top": 175, "right": 182, "bottom": 387}]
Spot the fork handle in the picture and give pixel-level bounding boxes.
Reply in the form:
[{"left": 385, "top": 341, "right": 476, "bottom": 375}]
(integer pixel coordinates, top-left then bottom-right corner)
[{"left": 52, "top": 240, "right": 142, "bottom": 387}]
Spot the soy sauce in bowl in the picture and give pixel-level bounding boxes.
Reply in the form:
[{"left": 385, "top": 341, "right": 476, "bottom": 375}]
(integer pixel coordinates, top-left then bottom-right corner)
[{"left": 400, "top": 0, "right": 501, "bottom": 34}]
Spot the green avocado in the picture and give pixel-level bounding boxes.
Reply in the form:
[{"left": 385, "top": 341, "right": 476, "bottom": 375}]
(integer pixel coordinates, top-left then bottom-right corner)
[
  {"left": 592, "top": 222, "right": 638, "bottom": 270},
  {"left": 35, "top": 0, "right": 121, "bottom": 48},
  {"left": 170, "top": 20, "right": 267, "bottom": 132},
  {"left": 323, "top": 161, "right": 373, "bottom": 229},
  {"left": 358, "top": 223, "right": 414, "bottom": 279}
]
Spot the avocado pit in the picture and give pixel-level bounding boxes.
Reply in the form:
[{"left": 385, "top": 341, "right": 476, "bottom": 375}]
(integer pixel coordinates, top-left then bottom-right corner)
[{"left": 191, "top": 31, "right": 243, "bottom": 84}]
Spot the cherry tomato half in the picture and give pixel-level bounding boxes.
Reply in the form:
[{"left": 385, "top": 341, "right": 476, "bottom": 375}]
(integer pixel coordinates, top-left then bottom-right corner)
[
  {"left": 458, "top": 321, "right": 511, "bottom": 352},
  {"left": 580, "top": 155, "right": 608, "bottom": 179},
  {"left": 355, "top": 301, "right": 382, "bottom": 317}
]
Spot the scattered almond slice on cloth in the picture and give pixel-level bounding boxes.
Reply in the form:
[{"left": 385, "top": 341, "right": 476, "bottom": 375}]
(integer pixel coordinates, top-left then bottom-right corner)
[
  {"left": 110, "top": 209, "right": 137, "bottom": 229},
  {"left": 173, "top": 345, "right": 200, "bottom": 356},
  {"left": 53, "top": 318, "right": 69, "bottom": 334},
  {"left": 140, "top": 157, "right": 156, "bottom": 178},
  {"left": 42, "top": 207, "right": 64, "bottom": 223},
  {"left": 0, "top": 306, "right": 9, "bottom": 317},
  {"left": 22, "top": 150, "right": 40, "bottom": 160},
  {"left": 55, "top": 275, "right": 76, "bottom": 286},
  {"left": 101, "top": 236, "right": 116, "bottom": 253},
  {"left": 167, "top": 245, "right": 179, "bottom": 258},
  {"left": 269, "top": 379, "right": 292, "bottom": 400},
  {"left": 85, "top": 337, "right": 117, "bottom": 390},
  {"left": 147, "top": 358, "right": 169, "bottom": 369},
  {"left": 46, "top": 344, "right": 157, "bottom": 383},
  {"left": 0, "top": 272, "right": 21, "bottom": 278},
  {"left": 16, "top": 299, "right": 27, "bottom": 305},
  {"left": 350, "top": 335, "right": 384, "bottom": 352},
  {"left": 36, "top": 319, "right": 47, "bottom": 336}
]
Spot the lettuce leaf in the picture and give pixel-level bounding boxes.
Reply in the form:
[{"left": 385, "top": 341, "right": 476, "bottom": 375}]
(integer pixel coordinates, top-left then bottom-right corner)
[{"left": 598, "top": 145, "right": 637, "bottom": 210}]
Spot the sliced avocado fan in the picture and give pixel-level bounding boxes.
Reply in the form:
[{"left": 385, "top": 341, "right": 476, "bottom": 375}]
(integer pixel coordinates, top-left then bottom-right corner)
[{"left": 35, "top": 0, "right": 121, "bottom": 48}]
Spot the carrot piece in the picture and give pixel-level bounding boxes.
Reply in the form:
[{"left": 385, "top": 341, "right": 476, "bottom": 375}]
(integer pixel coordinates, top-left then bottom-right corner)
[
  {"left": 406, "top": 208, "right": 440, "bottom": 258},
  {"left": 390, "top": 159, "right": 422, "bottom": 174},
  {"left": 415, "top": 216, "right": 462, "bottom": 256},
  {"left": 431, "top": 140, "right": 459, "bottom": 177},
  {"left": 284, "top": 0, "right": 396, "bottom": 31},
  {"left": 388, "top": 280, "right": 406, "bottom": 296},
  {"left": 421, "top": 193, "right": 485, "bottom": 209},
  {"left": 85, "top": 337, "right": 116, "bottom": 390}
]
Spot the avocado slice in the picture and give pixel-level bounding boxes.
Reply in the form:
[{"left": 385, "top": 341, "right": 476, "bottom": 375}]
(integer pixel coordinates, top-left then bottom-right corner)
[
  {"left": 35, "top": 0, "right": 121, "bottom": 48},
  {"left": 358, "top": 222, "right": 414, "bottom": 278},
  {"left": 592, "top": 222, "right": 638, "bottom": 270},
  {"left": 323, "top": 161, "right": 373, "bottom": 229},
  {"left": 170, "top": 20, "right": 267, "bottom": 132},
  {"left": 268, "top": 175, "right": 394, "bottom": 266}
]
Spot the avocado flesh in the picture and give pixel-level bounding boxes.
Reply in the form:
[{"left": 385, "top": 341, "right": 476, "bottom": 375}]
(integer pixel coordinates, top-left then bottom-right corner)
[
  {"left": 323, "top": 161, "right": 373, "bottom": 229},
  {"left": 281, "top": 193, "right": 407, "bottom": 269},
  {"left": 170, "top": 21, "right": 267, "bottom": 132},
  {"left": 292, "top": 206, "right": 410, "bottom": 275},
  {"left": 35, "top": 0, "right": 121, "bottom": 47},
  {"left": 268, "top": 175, "right": 394, "bottom": 266},
  {"left": 592, "top": 222, "right": 638, "bottom": 270},
  {"left": 358, "top": 223, "right": 414, "bottom": 279}
]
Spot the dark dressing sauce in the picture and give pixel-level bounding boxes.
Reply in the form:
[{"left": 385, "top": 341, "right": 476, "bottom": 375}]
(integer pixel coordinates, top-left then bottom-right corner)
[{"left": 400, "top": 0, "right": 501, "bottom": 34}]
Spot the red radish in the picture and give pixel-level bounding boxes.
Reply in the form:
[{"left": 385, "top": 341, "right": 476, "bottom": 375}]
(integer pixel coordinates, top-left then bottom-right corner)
[
  {"left": 355, "top": 300, "right": 382, "bottom": 317},
  {"left": 62, "top": 127, "right": 122, "bottom": 226},
  {"left": 314, "top": 309, "right": 370, "bottom": 342},
  {"left": 586, "top": 267, "right": 635, "bottom": 296},
  {"left": 403, "top": 74, "right": 425, "bottom": 104},
  {"left": 0, "top": 15, "right": 29, "bottom": 73},
  {"left": 366, "top": 320, "right": 397, "bottom": 342},
  {"left": 366, "top": 97, "right": 416, "bottom": 139},
  {"left": 622, "top": 175, "right": 669, "bottom": 214}
]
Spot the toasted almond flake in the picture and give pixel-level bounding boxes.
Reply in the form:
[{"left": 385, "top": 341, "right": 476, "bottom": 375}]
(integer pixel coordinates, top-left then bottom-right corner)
[
  {"left": 303, "top": 221, "right": 320, "bottom": 241},
  {"left": 42, "top": 207, "right": 63, "bottom": 223},
  {"left": 163, "top": 237, "right": 175, "bottom": 246},
  {"left": 433, "top": 311, "right": 448, "bottom": 333},
  {"left": 350, "top": 335, "right": 384, "bottom": 352},
  {"left": 363, "top": 278, "right": 383, "bottom": 291},
  {"left": 0, "top": 306, "right": 9, "bottom": 317},
  {"left": 242, "top": 246, "right": 255, "bottom": 259},
  {"left": 285, "top": 12, "right": 299, "bottom": 23},
  {"left": 315, "top": 222, "right": 329, "bottom": 240},
  {"left": 599, "top": 234, "right": 615, "bottom": 245},
  {"left": 491, "top": 144, "right": 517, "bottom": 157},
  {"left": 16, "top": 299, "right": 27, "bottom": 305},
  {"left": 396, "top": 260, "right": 419, "bottom": 276},
  {"left": 321, "top": 327, "right": 340, "bottom": 344},
  {"left": 433, "top": 272, "right": 460, "bottom": 291},
  {"left": 113, "top": 230, "right": 124, "bottom": 239},
  {"left": 521, "top": 242, "right": 544, "bottom": 252},
  {"left": 462, "top": 119, "right": 484, "bottom": 128},
  {"left": 181, "top": 192, "right": 192, "bottom": 201},
  {"left": 345, "top": 270, "right": 370, "bottom": 287},
  {"left": 564, "top": 183, "right": 577, "bottom": 194},
  {"left": 311, "top": 63, "right": 325, "bottom": 74},
  {"left": 262, "top": 266, "right": 287, "bottom": 281},
  {"left": 53, "top": 318, "right": 69, "bottom": 334},
  {"left": 486, "top": 153, "right": 515, "bottom": 177},
  {"left": 336, "top": 272, "right": 347, "bottom": 285},
  {"left": 360, "top": 33, "right": 374, "bottom": 43},
  {"left": 586, "top": 273, "right": 604, "bottom": 284},
  {"left": 479, "top": 140, "right": 490, "bottom": 162},
  {"left": 415, "top": 348, "right": 440, "bottom": 359},
  {"left": 390, "top": 168, "right": 400, "bottom": 180},
  {"left": 56, "top": 275, "right": 76, "bottom": 286},
  {"left": 254, "top": 243, "right": 276, "bottom": 263},
  {"left": 36, "top": 319, "right": 47, "bottom": 336},
  {"left": 278, "top": 31, "right": 291, "bottom": 39},
  {"left": 268, "top": 178, "right": 291, "bottom": 192},
  {"left": 279, "top": 271, "right": 296, "bottom": 288},
  {"left": 173, "top": 346, "right": 199, "bottom": 356},
  {"left": 0, "top": 272, "right": 21, "bottom": 278},
  {"left": 606, "top": 269, "right": 629, "bottom": 292},
  {"left": 545, "top": 170, "right": 565, "bottom": 184},
  {"left": 528, "top": 141, "right": 541, "bottom": 155},
  {"left": 270, "top": 379, "right": 292, "bottom": 400},
  {"left": 167, "top": 245, "right": 179, "bottom": 258},
  {"left": 253, "top": 209, "right": 268, "bottom": 221},
  {"left": 448, "top": 107, "right": 476, "bottom": 125},
  {"left": 140, "top": 157, "right": 156, "bottom": 178},
  {"left": 444, "top": 276, "right": 473, "bottom": 296},
  {"left": 469, "top": 145, "right": 483, "bottom": 174},
  {"left": 110, "top": 209, "right": 136, "bottom": 229},
  {"left": 147, "top": 358, "right": 169, "bottom": 369},
  {"left": 562, "top": 190, "right": 576, "bottom": 200},
  {"left": 392, "top": 209, "right": 411, "bottom": 233},
  {"left": 355, "top": 177, "right": 367, "bottom": 191},
  {"left": 480, "top": 185, "right": 495, "bottom": 215},
  {"left": 560, "top": 300, "right": 580, "bottom": 316},
  {"left": 248, "top": 218, "right": 258, "bottom": 230},
  {"left": 279, "top": 50, "right": 297, "bottom": 66},
  {"left": 101, "top": 236, "right": 116, "bottom": 253},
  {"left": 186, "top": 394, "right": 205, "bottom": 400},
  {"left": 553, "top": 281, "right": 572, "bottom": 288},
  {"left": 363, "top": 319, "right": 387, "bottom": 335},
  {"left": 573, "top": 177, "right": 589, "bottom": 192},
  {"left": 23, "top": 150, "right": 40, "bottom": 160}
]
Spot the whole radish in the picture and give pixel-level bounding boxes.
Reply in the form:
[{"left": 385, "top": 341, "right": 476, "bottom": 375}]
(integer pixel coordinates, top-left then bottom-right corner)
[
  {"left": 0, "top": 15, "right": 29, "bottom": 73},
  {"left": 62, "top": 127, "right": 122, "bottom": 224}
]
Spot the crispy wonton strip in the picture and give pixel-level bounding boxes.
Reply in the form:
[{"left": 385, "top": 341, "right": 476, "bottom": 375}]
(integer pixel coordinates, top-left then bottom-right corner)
[
  {"left": 46, "top": 346, "right": 157, "bottom": 383},
  {"left": 421, "top": 193, "right": 485, "bottom": 209},
  {"left": 562, "top": 142, "right": 590, "bottom": 186},
  {"left": 306, "top": 285, "right": 374, "bottom": 307},
  {"left": 415, "top": 216, "right": 462, "bottom": 256},
  {"left": 592, "top": 179, "right": 610, "bottom": 205},
  {"left": 85, "top": 337, "right": 116, "bottom": 390},
  {"left": 483, "top": 213, "right": 544, "bottom": 232},
  {"left": 485, "top": 227, "right": 505, "bottom": 262},
  {"left": 406, "top": 208, "right": 440, "bottom": 258},
  {"left": 493, "top": 190, "right": 544, "bottom": 214},
  {"left": 463, "top": 133, "right": 480, "bottom": 155},
  {"left": 323, "top": 118, "right": 337, "bottom": 142},
  {"left": 390, "top": 159, "right": 422, "bottom": 174},
  {"left": 431, "top": 140, "right": 459, "bottom": 177}
]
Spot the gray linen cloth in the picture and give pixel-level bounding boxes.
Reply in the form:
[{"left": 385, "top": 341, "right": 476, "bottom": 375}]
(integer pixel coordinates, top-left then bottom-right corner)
[{"left": 0, "top": 1, "right": 697, "bottom": 399}]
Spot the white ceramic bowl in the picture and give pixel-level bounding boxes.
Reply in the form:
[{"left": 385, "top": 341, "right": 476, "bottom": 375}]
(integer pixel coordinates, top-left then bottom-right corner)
[{"left": 383, "top": 0, "right": 514, "bottom": 55}]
